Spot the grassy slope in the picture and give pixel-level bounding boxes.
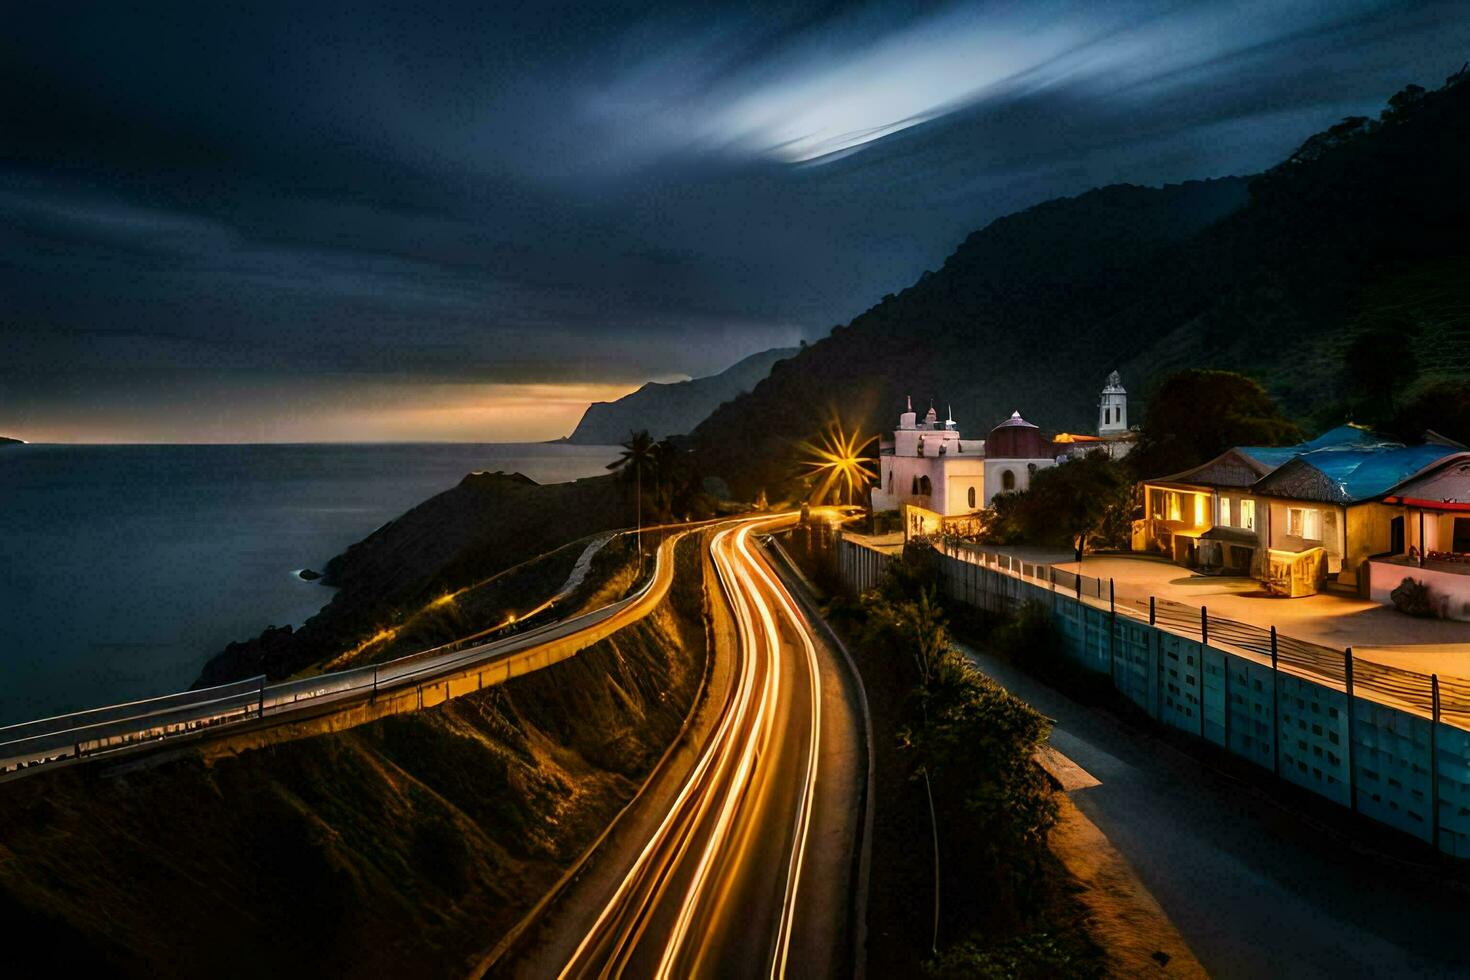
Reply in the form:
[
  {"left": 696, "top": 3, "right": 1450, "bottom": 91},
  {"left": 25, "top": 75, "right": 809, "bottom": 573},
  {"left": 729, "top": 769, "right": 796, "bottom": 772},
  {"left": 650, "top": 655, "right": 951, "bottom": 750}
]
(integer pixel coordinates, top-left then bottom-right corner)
[{"left": 0, "top": 536, "right": 708, "bottom": 978}]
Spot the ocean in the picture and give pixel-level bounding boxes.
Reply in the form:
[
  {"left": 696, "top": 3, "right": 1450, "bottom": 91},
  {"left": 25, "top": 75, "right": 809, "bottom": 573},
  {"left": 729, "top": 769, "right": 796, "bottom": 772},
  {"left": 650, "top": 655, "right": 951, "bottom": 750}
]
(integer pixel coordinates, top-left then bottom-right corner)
[{"left": 0, "top": 443, "right": 619, "bottom": 726}]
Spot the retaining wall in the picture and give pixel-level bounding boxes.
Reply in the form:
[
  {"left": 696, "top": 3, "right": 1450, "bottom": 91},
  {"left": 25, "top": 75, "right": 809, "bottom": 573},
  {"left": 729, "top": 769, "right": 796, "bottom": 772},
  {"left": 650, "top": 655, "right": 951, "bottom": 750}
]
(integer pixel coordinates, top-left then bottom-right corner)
[{"left": 839, "top": 537, "right": 1470, "bottom": 859}]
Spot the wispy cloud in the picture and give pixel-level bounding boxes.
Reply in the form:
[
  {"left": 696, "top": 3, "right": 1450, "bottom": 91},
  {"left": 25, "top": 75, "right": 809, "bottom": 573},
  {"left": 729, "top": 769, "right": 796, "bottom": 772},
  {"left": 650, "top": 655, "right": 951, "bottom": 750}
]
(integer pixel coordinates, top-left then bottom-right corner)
[{"left": 584, "top": 0, "right": 1399, "bottom": 164}]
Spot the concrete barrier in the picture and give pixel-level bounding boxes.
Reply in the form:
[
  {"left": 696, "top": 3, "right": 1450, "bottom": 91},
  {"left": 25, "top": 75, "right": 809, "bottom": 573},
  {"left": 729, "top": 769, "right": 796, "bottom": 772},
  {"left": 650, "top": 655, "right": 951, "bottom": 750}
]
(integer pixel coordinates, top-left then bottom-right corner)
[{"left": 835, "top": 537, "right": 1470, "bottom": 859}]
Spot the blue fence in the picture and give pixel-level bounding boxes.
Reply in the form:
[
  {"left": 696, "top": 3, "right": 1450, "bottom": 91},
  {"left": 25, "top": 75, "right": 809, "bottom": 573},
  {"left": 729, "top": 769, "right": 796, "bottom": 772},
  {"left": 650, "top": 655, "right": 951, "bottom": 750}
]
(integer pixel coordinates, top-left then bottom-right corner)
[{"left": 838, "top": 534, "right": 1470, "bottom": 859}]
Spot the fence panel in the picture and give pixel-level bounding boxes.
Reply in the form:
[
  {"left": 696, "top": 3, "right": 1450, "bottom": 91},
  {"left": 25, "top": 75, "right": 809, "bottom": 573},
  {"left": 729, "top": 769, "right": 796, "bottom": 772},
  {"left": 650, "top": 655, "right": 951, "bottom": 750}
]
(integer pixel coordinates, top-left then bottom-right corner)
[{"left": 856, "top": 540, "right": 1467, "bottom": 859}]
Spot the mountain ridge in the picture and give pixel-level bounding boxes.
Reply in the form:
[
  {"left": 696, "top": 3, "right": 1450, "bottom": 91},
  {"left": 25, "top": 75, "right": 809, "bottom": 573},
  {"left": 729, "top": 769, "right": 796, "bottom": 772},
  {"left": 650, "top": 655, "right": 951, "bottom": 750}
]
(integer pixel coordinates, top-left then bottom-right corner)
[
  {"left": 692, "top": 74, "right": 1470, "bottom": 498},
  {"left": 566, "top": 346, "right": 799, "bottom": 445}
]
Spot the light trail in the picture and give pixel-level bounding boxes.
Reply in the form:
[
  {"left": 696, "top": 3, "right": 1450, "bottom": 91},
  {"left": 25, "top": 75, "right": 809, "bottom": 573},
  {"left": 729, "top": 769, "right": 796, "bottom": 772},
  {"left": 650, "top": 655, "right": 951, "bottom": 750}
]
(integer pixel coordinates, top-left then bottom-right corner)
[
  {"left": 558, "top": 514, "right": 829, "bottom": 979},
  {"left": 748, "top": 530, "right": 823, "bottom": 980}
]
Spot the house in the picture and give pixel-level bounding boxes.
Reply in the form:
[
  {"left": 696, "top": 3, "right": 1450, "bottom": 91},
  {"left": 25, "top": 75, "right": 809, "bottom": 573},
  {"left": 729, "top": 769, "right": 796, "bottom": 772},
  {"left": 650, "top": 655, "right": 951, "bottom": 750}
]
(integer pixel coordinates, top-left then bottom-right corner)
[
  {"left": 1133, "top": 426, "right": 1382, "bottom": 573},
  {"left": 1360, "top": 452, "right": 1470, "bottom": 620},
  {"left": 1252, "top": 440, "right": 1460, "bottom": 593},
  {"left": 1136, "top": 424, "right": 1465, "bottom": 598}
]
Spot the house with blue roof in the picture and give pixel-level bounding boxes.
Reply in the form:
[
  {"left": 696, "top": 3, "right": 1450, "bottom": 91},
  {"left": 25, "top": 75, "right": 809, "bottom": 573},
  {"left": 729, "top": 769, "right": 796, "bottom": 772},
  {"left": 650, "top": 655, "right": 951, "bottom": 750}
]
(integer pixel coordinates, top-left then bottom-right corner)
[
  {"left": 1253, "top": 440, "right": 1461, "bottom": 594},
  {"left": 1135, "top": 425, "right": 1465, "bottom": 597},
  {"left": 1134, "top": 425, "right": 1392, "bottom": 576}
]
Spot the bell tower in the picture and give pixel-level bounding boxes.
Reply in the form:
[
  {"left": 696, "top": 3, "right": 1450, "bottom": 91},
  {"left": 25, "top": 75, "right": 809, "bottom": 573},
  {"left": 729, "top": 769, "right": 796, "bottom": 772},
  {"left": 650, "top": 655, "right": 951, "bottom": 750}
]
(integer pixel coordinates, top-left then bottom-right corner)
[{"left": 1099, "top": 371, "right": 1127, "bottom": 437}]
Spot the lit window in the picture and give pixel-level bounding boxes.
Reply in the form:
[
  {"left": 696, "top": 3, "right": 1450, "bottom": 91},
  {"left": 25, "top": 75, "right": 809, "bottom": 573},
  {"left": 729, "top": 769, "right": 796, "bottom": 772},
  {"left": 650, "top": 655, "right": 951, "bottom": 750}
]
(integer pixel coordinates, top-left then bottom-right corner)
[
  {"left": 1167, "top": 492, "right": 1181, "bottom": 521},
  {"left": 1288, "top": 507, "right": 1322, "bottom": 540},
  {"left": 1240, "top": 499, "right": 1255, "bottom": 531},
  {"left": 1194, "top": 495, "right": 1205, "bottom": 526},
  {"left": 1220, "top": 496, "right": 1232, "bottom": 527}
]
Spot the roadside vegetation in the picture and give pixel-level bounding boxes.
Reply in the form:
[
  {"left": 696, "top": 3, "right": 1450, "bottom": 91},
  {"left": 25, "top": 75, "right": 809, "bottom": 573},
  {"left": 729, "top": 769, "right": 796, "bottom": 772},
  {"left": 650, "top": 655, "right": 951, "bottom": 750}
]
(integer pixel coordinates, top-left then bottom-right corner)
[
  {"left": 785, "top": 531, "right": 1103, "bottom": 977},
  {"left": 0, "top": 536, "right": 712, "bottom": 978}
]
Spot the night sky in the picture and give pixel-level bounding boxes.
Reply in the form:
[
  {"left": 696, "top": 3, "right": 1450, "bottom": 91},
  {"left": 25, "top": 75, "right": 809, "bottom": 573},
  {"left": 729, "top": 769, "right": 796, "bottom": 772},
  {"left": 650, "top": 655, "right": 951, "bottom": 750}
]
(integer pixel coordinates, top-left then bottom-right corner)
[{"left": 4, "top": 2, "right": 1467, "bottom": 442}]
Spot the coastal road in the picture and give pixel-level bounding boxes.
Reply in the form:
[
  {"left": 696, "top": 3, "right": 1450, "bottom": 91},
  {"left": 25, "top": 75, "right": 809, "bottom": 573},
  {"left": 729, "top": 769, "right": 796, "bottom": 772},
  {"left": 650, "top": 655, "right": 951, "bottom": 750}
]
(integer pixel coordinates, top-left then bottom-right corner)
[
  {"left": 511, "top": 516, "right": 868, "bottom": 979},
  {"left": 0, "top": 529, "right": 687, "bottom": 778}
]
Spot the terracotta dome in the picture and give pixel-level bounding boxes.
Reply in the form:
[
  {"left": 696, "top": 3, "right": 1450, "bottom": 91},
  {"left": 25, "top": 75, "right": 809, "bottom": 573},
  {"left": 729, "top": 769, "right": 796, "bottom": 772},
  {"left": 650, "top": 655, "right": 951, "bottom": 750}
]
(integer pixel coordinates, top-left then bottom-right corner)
[{"left": 987, "top": 411, "right": 1049, "bottom": 459}]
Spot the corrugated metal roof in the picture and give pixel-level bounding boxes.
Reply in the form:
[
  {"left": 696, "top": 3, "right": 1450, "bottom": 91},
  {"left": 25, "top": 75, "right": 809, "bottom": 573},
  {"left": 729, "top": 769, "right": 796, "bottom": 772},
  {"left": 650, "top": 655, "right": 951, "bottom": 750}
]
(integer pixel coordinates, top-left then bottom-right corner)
[
  {"left": 1254, "top": 444, "right": 1461, "bottom": 503},
  {"left": 1382, "top": 452, "right": 1470, "bottom": 504},
  {"left": 1237, "top": 424, "right": 1395, "bottom": 469}
]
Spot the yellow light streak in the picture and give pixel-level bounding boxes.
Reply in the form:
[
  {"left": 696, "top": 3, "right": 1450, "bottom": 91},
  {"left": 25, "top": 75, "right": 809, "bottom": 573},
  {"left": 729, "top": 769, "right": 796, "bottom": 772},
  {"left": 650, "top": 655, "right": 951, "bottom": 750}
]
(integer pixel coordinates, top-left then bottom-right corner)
[{"left": 798, "top": 421, "right": 877, "bottom": 505}]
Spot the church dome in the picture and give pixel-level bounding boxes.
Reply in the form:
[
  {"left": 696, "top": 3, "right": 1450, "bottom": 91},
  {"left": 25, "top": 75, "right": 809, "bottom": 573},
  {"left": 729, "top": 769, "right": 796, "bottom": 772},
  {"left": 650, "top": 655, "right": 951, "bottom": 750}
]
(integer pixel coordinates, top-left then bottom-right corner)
[{"left": 987, "top": 411, "right": 1049, "bottom": 458}]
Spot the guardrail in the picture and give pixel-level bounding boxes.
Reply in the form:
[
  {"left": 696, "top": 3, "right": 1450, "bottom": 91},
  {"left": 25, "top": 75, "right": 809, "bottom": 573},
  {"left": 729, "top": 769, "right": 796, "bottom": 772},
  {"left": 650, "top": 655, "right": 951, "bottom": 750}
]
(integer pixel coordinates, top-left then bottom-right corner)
[
  {"left": 0, "top": 534, "right": 664, "bottom": 780},
  {"left": 933, "top": 536, "right": 1470, "bottom": 730}
]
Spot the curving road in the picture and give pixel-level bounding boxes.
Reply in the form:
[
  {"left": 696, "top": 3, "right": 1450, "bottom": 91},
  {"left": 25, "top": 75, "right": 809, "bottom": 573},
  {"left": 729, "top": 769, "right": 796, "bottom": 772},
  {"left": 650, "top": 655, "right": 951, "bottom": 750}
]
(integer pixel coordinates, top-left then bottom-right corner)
[
  {"left": 3, "top": 512, "right": 873, "bottom": 977},
  {"left": 548, "top": 515, "right": 867, "bottom": 979},
  {"left": 0, "top": 529, "right": 684, "bottom": 778}
]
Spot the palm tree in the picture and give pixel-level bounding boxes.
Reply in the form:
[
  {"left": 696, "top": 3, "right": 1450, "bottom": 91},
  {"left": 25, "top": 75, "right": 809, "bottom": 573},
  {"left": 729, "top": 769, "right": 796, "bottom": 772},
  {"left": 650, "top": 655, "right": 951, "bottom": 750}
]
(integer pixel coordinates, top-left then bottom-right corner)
[
  {"left": 608, "top": 430, "right": 657, "bottom": 563},
  {"left": 650, "top": 438, "right": 685, "bottom": 519}
]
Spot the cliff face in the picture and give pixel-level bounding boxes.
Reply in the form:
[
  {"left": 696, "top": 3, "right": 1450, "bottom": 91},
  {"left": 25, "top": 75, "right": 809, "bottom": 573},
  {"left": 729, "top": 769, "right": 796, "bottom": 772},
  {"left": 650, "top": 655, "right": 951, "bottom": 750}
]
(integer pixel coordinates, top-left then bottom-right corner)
[
  {"left": 693, "top": 76, "right": 1470, "bottom": 499},
  {"left": 197, "top": 471, "right": 630, "bottom": 685},
  {"left": 566, "top": 346, "right": 799, "bottom": 444},
  {"left": 0, "top": 536, "right": 709, "bottom": 979}
]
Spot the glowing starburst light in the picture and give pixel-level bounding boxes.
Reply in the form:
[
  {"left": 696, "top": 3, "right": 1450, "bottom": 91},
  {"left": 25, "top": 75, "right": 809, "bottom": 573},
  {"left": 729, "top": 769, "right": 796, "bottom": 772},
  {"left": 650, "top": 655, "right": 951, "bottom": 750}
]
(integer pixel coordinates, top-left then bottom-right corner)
[{"left": 798, "top": 422, "right": 877, "bottom": 505}]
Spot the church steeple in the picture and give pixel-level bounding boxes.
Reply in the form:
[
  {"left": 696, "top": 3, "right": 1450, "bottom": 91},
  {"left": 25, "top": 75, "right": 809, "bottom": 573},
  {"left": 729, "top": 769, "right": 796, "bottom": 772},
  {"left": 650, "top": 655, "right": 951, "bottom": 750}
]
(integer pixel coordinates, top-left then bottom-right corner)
[{"left": 1099, "top": 371, "right": 1128, "bottom": 436}]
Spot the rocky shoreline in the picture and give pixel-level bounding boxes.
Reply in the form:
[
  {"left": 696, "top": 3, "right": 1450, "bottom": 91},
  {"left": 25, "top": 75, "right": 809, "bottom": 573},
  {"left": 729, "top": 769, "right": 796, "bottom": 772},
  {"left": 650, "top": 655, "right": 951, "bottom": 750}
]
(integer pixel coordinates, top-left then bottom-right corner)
[{"left": 195, "top": 470, "right": 629, "bottom": 686}]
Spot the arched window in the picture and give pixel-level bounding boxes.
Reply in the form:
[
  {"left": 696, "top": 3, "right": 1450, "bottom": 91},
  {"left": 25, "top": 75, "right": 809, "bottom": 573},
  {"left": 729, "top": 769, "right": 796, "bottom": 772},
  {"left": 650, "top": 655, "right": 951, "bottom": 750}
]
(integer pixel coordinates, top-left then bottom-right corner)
[
  {"left": 911, "top": 475, "right": 919, "bottom": 495},
  {"left": 967, "top": 486, "right": 977, "bottom": 508},
  {"left": 1001, "top": 469, "right": 1016, "bottom": 491},
  {"left": 919, "top": 475, "right": 932, "bottom": 496}
]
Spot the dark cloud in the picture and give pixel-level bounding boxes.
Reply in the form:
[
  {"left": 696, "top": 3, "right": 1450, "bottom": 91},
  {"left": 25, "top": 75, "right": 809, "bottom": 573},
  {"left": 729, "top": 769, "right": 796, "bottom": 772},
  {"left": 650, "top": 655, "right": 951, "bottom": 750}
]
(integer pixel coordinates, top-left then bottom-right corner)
[{"left": 3, "top": 1, "right": 1467, "bottom": 440}]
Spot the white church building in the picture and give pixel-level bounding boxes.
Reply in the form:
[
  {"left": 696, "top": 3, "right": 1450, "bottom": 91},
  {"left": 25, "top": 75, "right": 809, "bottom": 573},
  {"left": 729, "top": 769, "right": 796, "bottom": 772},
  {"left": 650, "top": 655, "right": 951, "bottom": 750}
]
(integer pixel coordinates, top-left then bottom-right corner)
[
  {"left": 869, "top": 373, "right": 1134, "bottom": 518},
  {"left": 869, "top": 400, "right": 987, "bottom": 516}
]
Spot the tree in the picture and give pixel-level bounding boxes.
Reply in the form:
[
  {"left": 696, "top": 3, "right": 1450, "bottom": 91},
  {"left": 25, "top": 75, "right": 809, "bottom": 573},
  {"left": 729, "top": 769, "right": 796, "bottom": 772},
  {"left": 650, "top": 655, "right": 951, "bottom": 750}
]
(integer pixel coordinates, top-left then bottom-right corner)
[
  {"left": 607, "top": 430, "right": 657, "bottom": 557},
  {"left": 1131, "top": 370, "right": 1300, "bottom": 478},
  {"left": 1018, "top": 452, "right": 1133, "bottom": 561},
  {"left": 1344, "top": 326, "right": 1418, "bottom": 426},
  {"left": 649, "top": 438, "right": 685, "bottom": 519},
  {"left": 1391, "top": 379, "right": 1470, "bottom": 447}
]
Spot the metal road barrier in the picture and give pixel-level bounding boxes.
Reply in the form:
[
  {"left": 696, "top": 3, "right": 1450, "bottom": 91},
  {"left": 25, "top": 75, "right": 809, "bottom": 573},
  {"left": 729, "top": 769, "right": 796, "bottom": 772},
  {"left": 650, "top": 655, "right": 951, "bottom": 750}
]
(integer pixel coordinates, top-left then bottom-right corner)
[{"left": 0, "top": 534, "right": 668, "bottom": 780}]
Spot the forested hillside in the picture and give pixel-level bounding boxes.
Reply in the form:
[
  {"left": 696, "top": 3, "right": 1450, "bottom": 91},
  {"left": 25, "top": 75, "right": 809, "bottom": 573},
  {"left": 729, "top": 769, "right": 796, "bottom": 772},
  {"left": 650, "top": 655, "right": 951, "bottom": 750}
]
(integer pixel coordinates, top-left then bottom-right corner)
[{"left": 694, "top": 73, "right": 1470, "bottom": 498}]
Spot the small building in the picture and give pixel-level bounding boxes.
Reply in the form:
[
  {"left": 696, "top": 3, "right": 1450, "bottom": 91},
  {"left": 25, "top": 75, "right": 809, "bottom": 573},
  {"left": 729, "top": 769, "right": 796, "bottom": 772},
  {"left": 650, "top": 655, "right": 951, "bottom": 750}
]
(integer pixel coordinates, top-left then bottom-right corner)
[
  {"left": 1136, "top": 424, "right": 1465, "bottom": 598},
  {"left": 1359, "top": 452, "right": 1470, "bottom": 620},
  {"left": 870, "top": 399, "right": 986, "bottom": 517},
  {"left": 1134, "top": 446, "right": 1283, "bottom": 573},
  {"left": 1252, "top": 440, "right": 1459, "bottom": 592}
]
